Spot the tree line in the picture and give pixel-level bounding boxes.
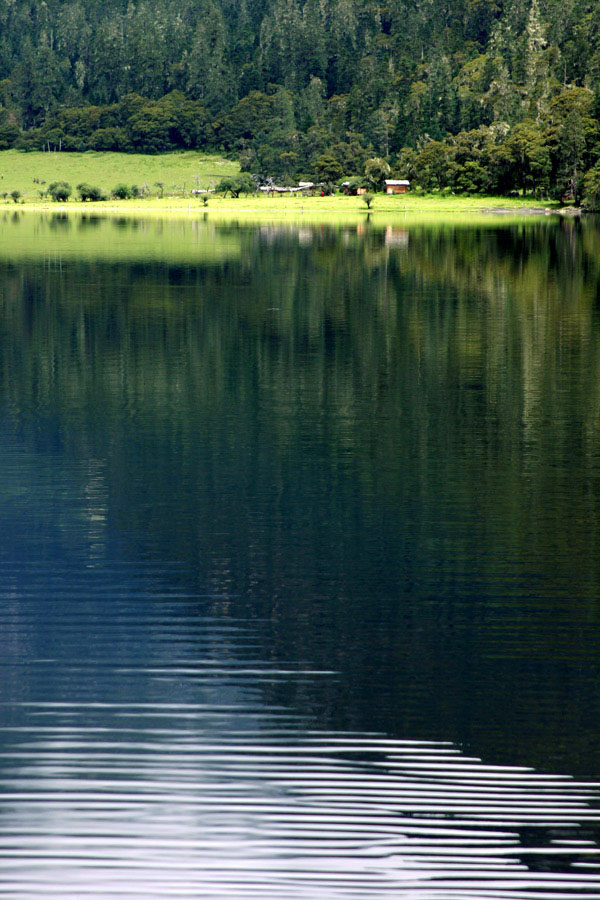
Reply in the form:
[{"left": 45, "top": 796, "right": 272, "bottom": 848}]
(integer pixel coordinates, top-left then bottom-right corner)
[{"left": 2, "top": 0, "right": 600, "bottom": 202}]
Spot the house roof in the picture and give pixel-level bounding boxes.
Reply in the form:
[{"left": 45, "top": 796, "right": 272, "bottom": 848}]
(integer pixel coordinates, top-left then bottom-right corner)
[{"left": 385, "top": 180, "right": 410, "bottom": 186}]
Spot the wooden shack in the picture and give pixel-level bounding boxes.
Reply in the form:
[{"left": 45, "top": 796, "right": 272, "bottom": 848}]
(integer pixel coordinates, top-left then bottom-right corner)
[{"left": 385, "top": 179, "right": 410, "bottom": 195}]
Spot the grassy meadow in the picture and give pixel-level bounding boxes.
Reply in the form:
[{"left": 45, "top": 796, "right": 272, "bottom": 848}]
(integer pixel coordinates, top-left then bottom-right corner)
[
  {"left": 0, "top": 150, "right": 238, "bottom": 198},
  {"left": 0, "top": 149, "right": 564, "bottom": 223}
]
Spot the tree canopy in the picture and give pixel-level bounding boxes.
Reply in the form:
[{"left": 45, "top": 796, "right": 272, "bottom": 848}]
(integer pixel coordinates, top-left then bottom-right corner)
[{"left": 1, "top": 0, "right": 600, "bottom": 197}]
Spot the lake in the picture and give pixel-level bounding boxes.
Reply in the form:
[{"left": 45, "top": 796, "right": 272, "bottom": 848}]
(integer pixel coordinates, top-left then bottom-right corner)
[{"left": 0, "top": 211, "right": 599, "bottom": 898}]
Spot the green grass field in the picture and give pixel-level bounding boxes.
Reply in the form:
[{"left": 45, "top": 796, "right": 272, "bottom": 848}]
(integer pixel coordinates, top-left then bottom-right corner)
[
  {"left": 0, "top": 149, "right": 564, "bottom": 222},
  {"left": 0, "top": 150, "right": 238, "bottom": 198}
]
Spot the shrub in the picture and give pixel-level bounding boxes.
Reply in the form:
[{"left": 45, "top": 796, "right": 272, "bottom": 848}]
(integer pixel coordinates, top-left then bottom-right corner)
[
  {"left": 112, "top": 184, "right": 132, "bottom": 200},
  {"left": 48, "top": 181, "right": 72, "bottom": 202},
  {"left": 77, "top": 183, "right": 105, "bottom": 201},
  {"left": 10, "top": 190, "right": 20, "bottom": 203},
  {"left": 362, "top": 192, "right": 374, "bottom": 209}
]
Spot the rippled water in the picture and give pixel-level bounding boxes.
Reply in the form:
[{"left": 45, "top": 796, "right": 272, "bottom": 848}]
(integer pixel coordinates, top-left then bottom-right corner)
[{"left": 0, "top": 213, "right": 599, "bottom": 897}]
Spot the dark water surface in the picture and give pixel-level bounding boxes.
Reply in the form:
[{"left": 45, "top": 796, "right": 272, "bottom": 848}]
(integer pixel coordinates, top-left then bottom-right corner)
[{"left": 0, "top": 212, "right": 599, "bottom": 897}]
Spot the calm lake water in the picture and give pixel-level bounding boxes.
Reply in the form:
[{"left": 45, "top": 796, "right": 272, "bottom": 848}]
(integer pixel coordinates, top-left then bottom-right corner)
[{"left": 0, "top": 211, "right": 599, "bottom": 898}]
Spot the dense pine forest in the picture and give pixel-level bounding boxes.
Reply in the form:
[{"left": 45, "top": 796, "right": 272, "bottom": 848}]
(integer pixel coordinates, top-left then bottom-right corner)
[{"left": 2, "top": 0, "right": 600, "bottom": 199}]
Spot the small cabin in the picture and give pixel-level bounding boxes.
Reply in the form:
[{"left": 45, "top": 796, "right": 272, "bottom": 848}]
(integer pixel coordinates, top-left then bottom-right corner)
[
  {"left": 385, "top": 179, "right": 410, "bottom": 195},
  {"left": 342, "top": 181, "right": 370, "bottom": 196}
]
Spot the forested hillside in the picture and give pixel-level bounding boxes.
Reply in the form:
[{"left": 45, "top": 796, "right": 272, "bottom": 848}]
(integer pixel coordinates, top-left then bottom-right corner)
[{"left": 1, "top": 0, "right": 600, "bottom": 198}]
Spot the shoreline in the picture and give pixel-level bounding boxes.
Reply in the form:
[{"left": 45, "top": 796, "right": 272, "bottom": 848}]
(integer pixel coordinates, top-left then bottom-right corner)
[{"left": 0, "top": 194, "right": 570, "bottom": 223}]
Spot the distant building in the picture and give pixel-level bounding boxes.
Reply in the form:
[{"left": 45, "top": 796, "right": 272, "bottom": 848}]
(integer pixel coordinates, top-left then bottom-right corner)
[
  {"left": 385, "top": 180, "right": 410, "bottom": 194},
  {"left": 260, "top": 185, "right": 303, "bottom": 195},
  {"left": 341, "top": 181, "right": 369, "bottom": 196}
]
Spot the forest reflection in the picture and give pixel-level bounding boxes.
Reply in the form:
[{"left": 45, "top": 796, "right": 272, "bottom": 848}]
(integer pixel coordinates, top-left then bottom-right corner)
[{"left": 1, "top": 214, "right": 600, "bottom": 781}]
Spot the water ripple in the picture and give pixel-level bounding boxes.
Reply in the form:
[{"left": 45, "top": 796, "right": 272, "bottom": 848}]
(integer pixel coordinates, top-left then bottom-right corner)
[{"left": 0, "top": 710, "right": 598, "bottom": 899}]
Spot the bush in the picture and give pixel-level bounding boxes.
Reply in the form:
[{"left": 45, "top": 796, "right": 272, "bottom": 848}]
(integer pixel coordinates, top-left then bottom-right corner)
[
  {"left": 77, "top": 183, "right": 105, "bottom": 202},
  {"left": 362, "top": 192, "right": 374, "bottom": 209},
  {"left": 112, "top": 184, "right": 132, "bottom": 200},
  {"left": 10, "top": 190, "right": 20, "bottom": 203},
  {"left": 48, "top": 181, "right": 72, "bottom": 202}
]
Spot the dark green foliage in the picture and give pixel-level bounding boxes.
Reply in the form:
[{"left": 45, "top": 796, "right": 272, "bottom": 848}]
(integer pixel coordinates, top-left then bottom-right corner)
[
  {"left": 112, "top": 184, "right": 132, "bottom": 200},
  {"left": 48, "top": 181, "right": 72, "bottom": 201},
  {"left": 215, "top": 174, "right": 256, "bottom": 197},
  {"left": 0, "top": 0, "right": 599, "bottom": 196},
  {"left": 0, "top": 122, "right": 20, "bottom": 150},
  {"left": 364, "top": 158, "right": 391, "bottom": 192},
  {"left": 583, "top": 163, "right": 600, "bottom": 209},
  {"left": 77, "top": 183, "right": 105, "bottom": 201},
  {"left": 313, "top": 153, "right": 344, "bottom": 183},
  {"left": 10, "top": 190, "right": 20, "bottom": 203}
]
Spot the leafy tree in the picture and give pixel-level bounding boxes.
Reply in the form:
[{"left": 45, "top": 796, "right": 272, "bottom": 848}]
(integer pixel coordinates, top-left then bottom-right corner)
[
  {"left": 48, "top": 182, "right": 72, "bottom": 202},
  {"left": 583, "top": 162, "right": 600, "bottom": 209},
  {"left": 488, "top": 121, "right": 551, "bottom": 196},
  {"left": 88, "top": 127, "right": 127, "bottom": 151},
  {"left": 395, "top": 148, "right": 419, "bottom": 184},
  {"left": 0, "top": 0, "right": 598, "bottom": 194},
  {"left": 364, "top": 157, "right": 391, "bottom": 192},
  {"left": 414, "top": 143, "right": 450, "bottom": 191},
  {"left": 112, "top": 184, "right": 132, "bottom": 199},
  {"left": 0, "top": 121, "right": 19, "bottom": 150},
  {"left": 547, "top": 91, "right": 598, "bottom": 204},
  {"left": 313, "top": 153, "right": 344, "bottom": 183},
  {"left": 10, "top": 190, "right": 20, "bottom": 203},
  {"left": 77, "top": 183, "right": 105, "bottom": 201},
  {"left": 216, "top": 92, "right": 274, "bottom": 147},
  {"left": 215, "top": 174, "right": 255, "bottom": 197}
]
